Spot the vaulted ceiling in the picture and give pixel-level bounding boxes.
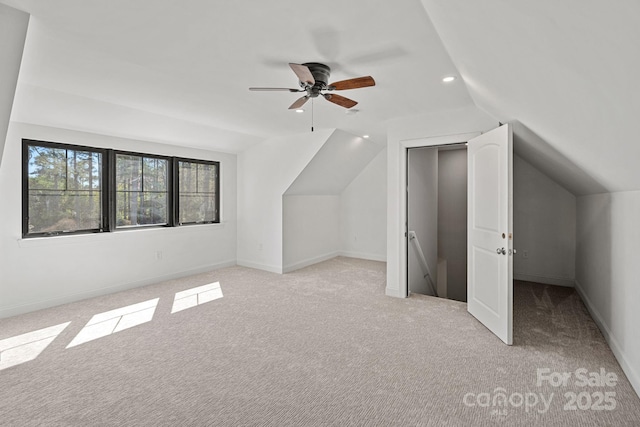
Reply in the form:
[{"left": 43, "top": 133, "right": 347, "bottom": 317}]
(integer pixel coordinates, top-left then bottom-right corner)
[
  {"left": 421, "top": 0, "right": 640, "bottom": 194},
  {"left": 2, "top": 0, "right": 471, "bottom": 152},
  {"left": 2, "top": 0, "right": 638, "bottom": 194}
]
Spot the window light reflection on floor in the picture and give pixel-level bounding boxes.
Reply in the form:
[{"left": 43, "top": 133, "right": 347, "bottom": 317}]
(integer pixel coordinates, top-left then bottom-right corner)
[
  {"left": 171, "top": 282, "right": 223, "bottom": 314},
  {"left": 3, "top": 282, "right": 224, "bottom": 360},
  {"left": 66, "top": 298, "right": 159, "bottom": 348},
  {"left": 0, "top": 322, "right": 71, "bottom": 370}
]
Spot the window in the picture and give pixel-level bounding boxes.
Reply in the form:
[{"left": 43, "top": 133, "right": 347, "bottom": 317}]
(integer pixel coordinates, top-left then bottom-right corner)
[
  {"left": 115, "top": 154, "right": 169, "bottom": 227},
  {"left": 22, "top": 139, "right": 221, "bottom": 238},
  {"left": 23, "top": 140, "right": 105, "bottom": 237},
  {"left": 177, "top": 159, "right": 219, "bottom": 224}
]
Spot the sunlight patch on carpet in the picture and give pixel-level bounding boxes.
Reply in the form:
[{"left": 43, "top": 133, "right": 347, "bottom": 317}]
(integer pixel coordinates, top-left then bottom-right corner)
[
  {"left": 0, "top": 322, "right": 71, "bottom": 370},
  {"left": 171, "top": 282, "right": 223, "bottom": 314},
  {"left": 67, "top": 298, "right": 159, "bottom": 348}
]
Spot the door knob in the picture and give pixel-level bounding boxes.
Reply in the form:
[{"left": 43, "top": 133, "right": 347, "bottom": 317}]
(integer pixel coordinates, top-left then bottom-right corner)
[{"left": 496, "top": 247, "right": 506, "bottom": 255}]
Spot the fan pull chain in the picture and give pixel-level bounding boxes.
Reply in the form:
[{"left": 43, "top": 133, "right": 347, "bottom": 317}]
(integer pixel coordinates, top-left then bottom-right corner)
[{"left": 311, "top": 98, "right": 314, "bottom": 132}]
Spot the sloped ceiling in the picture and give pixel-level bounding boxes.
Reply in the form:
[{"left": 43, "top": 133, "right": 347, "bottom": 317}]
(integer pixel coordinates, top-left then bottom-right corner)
[
  {"left": 0, "top": 3, "right": 28, "bottom": 167},
  {"left": 0, "top": 0, "right": 472, "bottom": 152},
  {"left": 420, "top": 0, "right": 640, "bottom": 194},
  {"left": 285, "top": 129, "right": 383, "bottom": 196},
  {"left": 2, "top": 0, "right": 636, "bottom": 194}
]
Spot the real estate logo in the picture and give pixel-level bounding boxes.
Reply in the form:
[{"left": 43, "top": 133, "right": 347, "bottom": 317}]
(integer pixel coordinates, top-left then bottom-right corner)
[{"left": 462, "top": 367, "right": 618, "bottom": 417}]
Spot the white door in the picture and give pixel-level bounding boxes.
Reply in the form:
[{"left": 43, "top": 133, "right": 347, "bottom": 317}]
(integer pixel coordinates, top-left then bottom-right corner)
[{"left": 467, "top": 124, "right": 513, "bottom": 345}]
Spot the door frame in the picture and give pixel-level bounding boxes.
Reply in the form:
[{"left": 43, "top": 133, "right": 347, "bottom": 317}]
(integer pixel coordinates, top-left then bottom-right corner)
[{"left": 397, "top": 132, "right": 481, "bottom": 298}]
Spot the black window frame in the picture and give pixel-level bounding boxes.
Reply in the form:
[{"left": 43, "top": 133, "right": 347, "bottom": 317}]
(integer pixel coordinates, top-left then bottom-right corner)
[
  {"left": 22, "top": 139, "right": 110, "bottom": 238},
  {"left": 22, "top": 139, "right": 221, "bottom": 239},
  {"left": 112, "top": 150, "right": 174, "bottom": 229},
  {"left": 175, "top": 157, "right": 220, "bottom": 226}
]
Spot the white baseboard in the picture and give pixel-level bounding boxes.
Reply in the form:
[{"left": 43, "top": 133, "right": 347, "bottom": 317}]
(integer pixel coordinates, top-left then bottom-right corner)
[
  {"left": 514, "top": 273, "right": 575, "bottom": 287},
  {"left": 283, "top": 252, "right": 340, "bottom": 273},
  {"left": 239, "top": 252, "right": 386, "bottom": 275},
  {"left": 339, "top": 251, "right": 387, "bottom": 262},
  {"left": 385, "top": 286, "right": 405, "bottom": 298},
  {"left": 236, "top": 259, "right": 282, "bottom": 274},
  {"left": 0, "top": 260, "right": 236, "bottom": 319},
  {"left": 574, "top": 280, "right": 640, "bottom": 399}
]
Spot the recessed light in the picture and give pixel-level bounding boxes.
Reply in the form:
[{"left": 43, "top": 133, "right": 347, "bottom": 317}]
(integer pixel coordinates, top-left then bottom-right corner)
[
  {"left": 363, "top": 135, "right": 370, "bottom": 139},
  {"left": 295, "top": 109, "right": 304, "bottom": 113},
  {"left": 442, "top": 76, "right": 456, "bottom": 83}
]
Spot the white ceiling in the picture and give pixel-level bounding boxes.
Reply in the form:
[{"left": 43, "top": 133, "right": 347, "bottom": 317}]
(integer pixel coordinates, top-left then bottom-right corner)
[
  {"left": 2, "top": 0, "right": 472, "bottom": 152},
  {"left": 2, "top": 0, "right": 639, "bottom": 194},
  {"left": 420, "top": 0, "right": 640, "bottom": 194},
  {"left": 285, "top": 129, "right": 382, "bottom": 196}
]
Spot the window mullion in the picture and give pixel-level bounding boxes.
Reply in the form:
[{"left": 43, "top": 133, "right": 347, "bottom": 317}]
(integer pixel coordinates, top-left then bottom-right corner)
[
  {"left": 105, "top": 149, "right": 115, "bottom": 232},
  {"left": 169, "top": 157, "right": 176, "bottom": 227},
  {"left": 22, "top": 140, "right": 219, "bottom": 238},
  {"left": 65, "top": 149, "right": 69, "bottom": 191}
]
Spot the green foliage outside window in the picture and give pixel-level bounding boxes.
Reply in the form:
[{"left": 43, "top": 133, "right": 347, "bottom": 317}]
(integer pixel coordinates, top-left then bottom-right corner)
[
  {"left": 27, "top": 145, "right": 102, "bottom": 234},
  {"left": 178, "top": 161, "right": 218, "bottom": 224},
  {"left": 115, "top": 154, "right": 168, "bottom": 227},
  {"left": 23, "top": 140, "right": 220, "bottom": 238}
]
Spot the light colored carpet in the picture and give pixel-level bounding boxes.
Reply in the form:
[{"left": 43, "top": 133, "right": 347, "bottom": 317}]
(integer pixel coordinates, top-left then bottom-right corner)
[{"left": 0, "top": 257, "right": 639, "bottom": 426}]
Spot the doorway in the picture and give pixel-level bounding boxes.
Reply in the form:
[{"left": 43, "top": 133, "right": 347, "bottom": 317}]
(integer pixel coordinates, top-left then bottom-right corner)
[
  {"left": 403, "top": 125, "right": 514, "bottom": 345},
  {"left": 407, "top": 144, "right": 468, "bottom": 302}
]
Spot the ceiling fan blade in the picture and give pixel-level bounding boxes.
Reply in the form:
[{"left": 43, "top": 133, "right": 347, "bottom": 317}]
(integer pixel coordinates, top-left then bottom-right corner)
[
  {"left": 328, "top": 76, "right": 375, "bottom": 91},
  {"left": 288, "top": 95, "right": 310, "bottom": 110},
  {"left": 289, "top": 63, "right": 315, "bottom": 86},
  {"left": 323, "top": 93, "right": 358, "bottom": 109},
  {"left": 249, "top": 87, "right": 303, "bottom": 92}
]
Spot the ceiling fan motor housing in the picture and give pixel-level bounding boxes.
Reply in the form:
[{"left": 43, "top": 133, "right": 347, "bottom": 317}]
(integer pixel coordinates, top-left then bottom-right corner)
[
  {"left": 249, "top": 62, "right": 373, "bottom": 110},
  {"left": 301, "top": 62, "right": 331, "bottom": 96}
]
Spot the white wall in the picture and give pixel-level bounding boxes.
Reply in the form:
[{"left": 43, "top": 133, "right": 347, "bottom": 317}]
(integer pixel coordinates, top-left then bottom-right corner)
[
  {"left": 283, "top": 195, "right": 340, "bottom": 272},
  {"left": 0, "top": 122, "right": 237, "bottom": 318},
  {"left": 386, "top": 105, "right": 497, "bottom": 297},
  {"left": 437, "top": 148, "right": 467, "bottom": 302},
  {"left": 239, "top": 128, "right": 387, "bottom": 274},
  {"left": 237, "top": 129, "right": 333, "bottom": 273},
  {"left": 340, "top": 149, "right": 387, "bottom": 261},
  {"left": 407, "top": 147, "right": 438, "bottom": 296},
  {"left": 513, "top": 155, "right": 576, "bottom": 286},
  {"left": 0, "top": 4, "right": 29, "bottom": 167},
  {"left": 283, "top": 139, "right": 387, "bottom": 272},
  {"left": 576, "top": 191, "right": 640, "bottom": 396}
]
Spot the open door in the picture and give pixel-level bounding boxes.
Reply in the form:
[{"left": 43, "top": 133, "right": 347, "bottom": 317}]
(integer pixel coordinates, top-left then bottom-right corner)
[{"left": 467, "top": 124, "right": 513, "bottom": 345}]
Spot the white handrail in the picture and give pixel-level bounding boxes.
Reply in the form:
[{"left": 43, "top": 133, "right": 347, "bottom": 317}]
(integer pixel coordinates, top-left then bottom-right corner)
[{"left": 408, "top": 230, "right": 438, "bottom": 297}]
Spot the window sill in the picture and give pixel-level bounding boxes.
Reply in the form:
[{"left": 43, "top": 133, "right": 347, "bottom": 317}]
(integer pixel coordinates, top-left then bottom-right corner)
[{"left": 18, "top": 222, "right": 228, "bottom": 248}]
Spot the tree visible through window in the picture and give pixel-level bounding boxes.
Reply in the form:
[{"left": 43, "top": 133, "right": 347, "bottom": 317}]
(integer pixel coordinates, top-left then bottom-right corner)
[
  {"left": 26, "top": 144, "right": 102, "bottom": 235},
  {"left": 115, "top": 154, "right": 168, "bottom": 227},
  {"left": 23, "top": 140, "right": 221, "bottom": 238},
  {"left": 178, "top": 160, "right": 219, "bottom": 224}
]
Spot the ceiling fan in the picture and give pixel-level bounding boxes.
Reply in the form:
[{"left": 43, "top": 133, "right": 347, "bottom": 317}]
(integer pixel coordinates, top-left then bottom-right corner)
[{"left": 249, "top": 62, "right": 375, "bottom": 110}]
